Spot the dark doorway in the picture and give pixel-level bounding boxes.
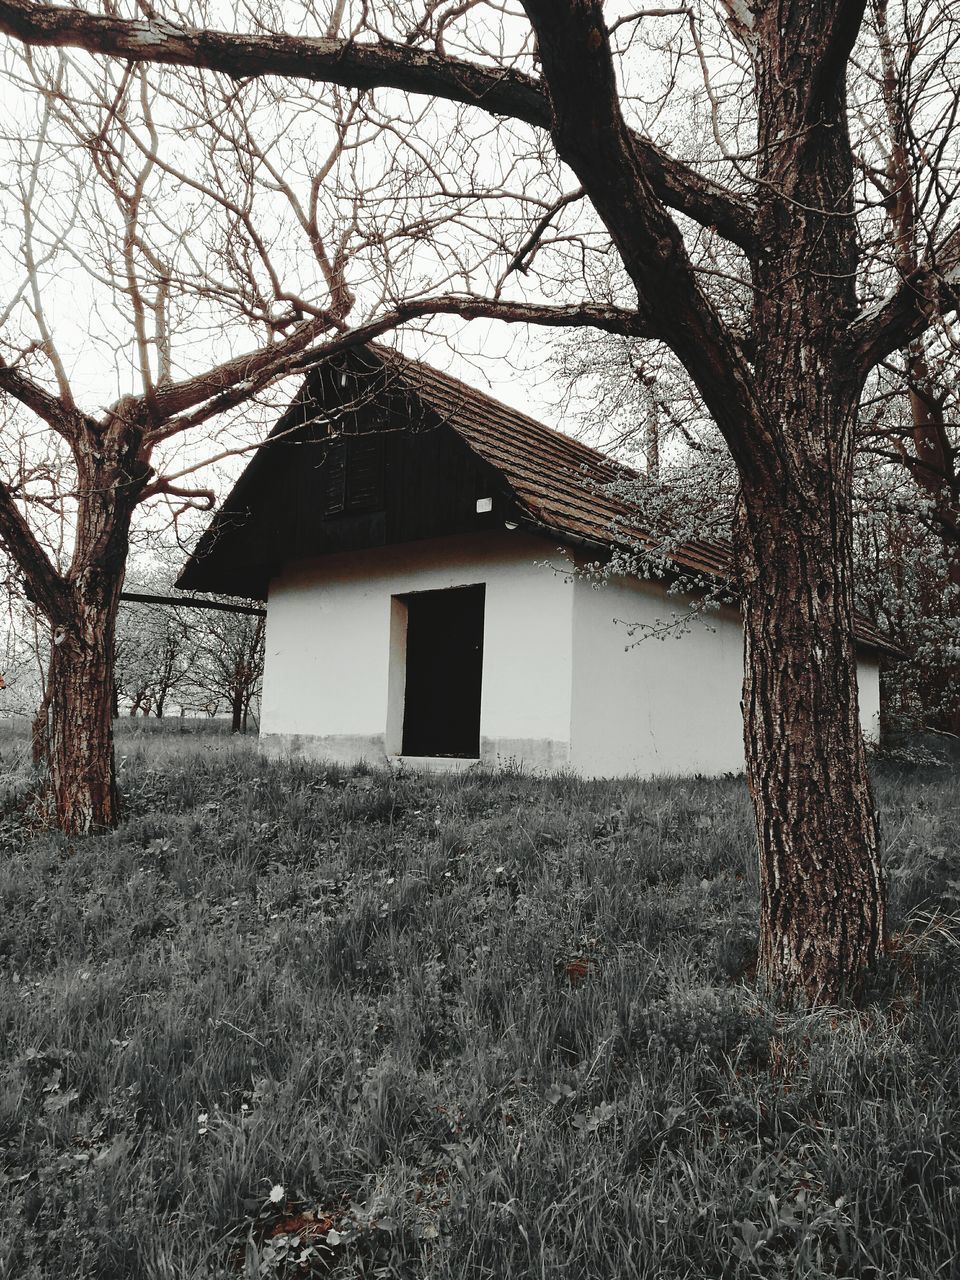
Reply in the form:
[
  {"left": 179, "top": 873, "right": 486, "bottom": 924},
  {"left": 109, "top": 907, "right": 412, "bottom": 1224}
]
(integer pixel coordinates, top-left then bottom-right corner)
[{"left": 401, "top": 584, "right": 485, "bottom": 757}]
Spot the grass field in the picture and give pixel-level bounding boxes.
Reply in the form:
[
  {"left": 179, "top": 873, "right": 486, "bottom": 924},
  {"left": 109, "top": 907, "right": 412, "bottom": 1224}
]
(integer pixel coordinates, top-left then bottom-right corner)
[{"left": 1, "top": 726, "right": 959, "bottom": 1278}]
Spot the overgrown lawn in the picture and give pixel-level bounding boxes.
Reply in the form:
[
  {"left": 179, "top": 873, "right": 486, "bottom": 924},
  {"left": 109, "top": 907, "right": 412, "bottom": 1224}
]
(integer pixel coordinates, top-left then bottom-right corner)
[{"left": 1, "top": 732, "right": 959, "bottom": 1278}]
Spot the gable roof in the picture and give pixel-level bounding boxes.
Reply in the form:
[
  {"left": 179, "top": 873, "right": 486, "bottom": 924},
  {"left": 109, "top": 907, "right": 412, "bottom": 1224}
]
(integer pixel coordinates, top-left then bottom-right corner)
[
  {"left": 178, "top": 342, "right": 897, "bottom": 656},
  {"left": 370, "top": 345, "right": 732, "bottom": 580}
]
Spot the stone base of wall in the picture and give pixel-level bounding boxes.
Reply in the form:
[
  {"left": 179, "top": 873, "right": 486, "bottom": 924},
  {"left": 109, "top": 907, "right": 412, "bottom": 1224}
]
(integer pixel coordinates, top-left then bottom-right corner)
[{"left": 258, "top": 732, "right": 571, "bottom": 774}]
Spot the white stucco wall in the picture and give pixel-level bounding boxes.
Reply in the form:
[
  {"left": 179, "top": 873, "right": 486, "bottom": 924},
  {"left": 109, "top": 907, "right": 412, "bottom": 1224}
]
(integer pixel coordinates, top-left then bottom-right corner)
[
  {"left": 260, "top": 532, "right": 885, "bottom": 777},
  {"left": 259, "top": 531, "right": 576, "bottom": 769},
  {"left": 569, "top": 571, "right": 884, "bottom": 777},
  {"left": 570, "top": 574, "right": 747, "bottom": 777},
  {"left": 858, "top": 657, "right": 881, "bottom": 743}
]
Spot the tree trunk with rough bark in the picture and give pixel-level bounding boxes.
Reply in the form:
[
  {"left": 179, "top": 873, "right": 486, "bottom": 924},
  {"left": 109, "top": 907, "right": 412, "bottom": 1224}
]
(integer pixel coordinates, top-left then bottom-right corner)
[
  {"left": 45, "top": 594, "right": 122, "bottom": 831},
  {"left": 737, "top": 477, "right": 886, "bottom": 1003},
  {"left": 40, "top": 427, "right": 146, "bottom": 833},
  {"left": 737, "top": 1, "right": 887, "bottom": 1001},
  {"left": 31, "top": 685, "right": 50, "bottom": 768},
  {"left": 520, "top": 0, "right": 890, "bottom": 1002}
]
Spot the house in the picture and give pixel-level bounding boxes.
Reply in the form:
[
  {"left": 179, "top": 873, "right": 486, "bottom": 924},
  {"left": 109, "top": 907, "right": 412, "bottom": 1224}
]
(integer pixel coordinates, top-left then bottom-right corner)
[{"left": 177, "top": 345, "right": 891, "bottom": 777}]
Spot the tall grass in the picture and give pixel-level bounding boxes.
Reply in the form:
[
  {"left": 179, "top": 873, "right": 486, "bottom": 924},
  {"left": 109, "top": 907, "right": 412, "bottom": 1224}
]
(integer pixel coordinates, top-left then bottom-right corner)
[{"left": 1, "top": 736, "right": 958, "bottom": 1278}]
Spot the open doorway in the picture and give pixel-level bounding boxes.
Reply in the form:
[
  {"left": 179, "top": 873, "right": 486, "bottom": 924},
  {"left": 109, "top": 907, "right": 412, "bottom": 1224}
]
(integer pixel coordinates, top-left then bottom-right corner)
[{"left": 398, "top": 584, "right": 485, "bottom": 757}]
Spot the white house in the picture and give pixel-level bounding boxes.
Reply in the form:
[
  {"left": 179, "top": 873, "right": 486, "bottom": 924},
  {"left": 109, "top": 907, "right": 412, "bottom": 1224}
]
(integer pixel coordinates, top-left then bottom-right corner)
[{"left": 178, "top": 345, "right": 890, "bottom": 777}]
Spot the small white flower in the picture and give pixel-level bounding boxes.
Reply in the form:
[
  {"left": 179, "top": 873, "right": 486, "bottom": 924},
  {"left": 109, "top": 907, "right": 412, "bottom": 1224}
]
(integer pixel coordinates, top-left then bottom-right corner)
[{"left": 269, "top": 1184, "right": 285, "bottom": 1203}]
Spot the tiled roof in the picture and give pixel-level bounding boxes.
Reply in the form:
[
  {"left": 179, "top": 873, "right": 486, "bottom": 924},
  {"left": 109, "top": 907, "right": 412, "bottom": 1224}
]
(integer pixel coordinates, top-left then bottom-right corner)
[
  {"left": 372, "top": 346, "right": 897, "bottom": 656},
  {"left": 376, "top": 346, "right": 732, "bottom": 577}
]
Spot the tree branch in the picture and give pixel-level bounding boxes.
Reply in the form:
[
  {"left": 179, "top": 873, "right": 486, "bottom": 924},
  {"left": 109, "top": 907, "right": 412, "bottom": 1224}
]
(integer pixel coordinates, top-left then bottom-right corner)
[
  {"left": 0, "top": 473, "right": 71, "bottom": 625},
  {"left": 0, "top": 353, "right": 94, "bottom": 440},
  {"left": 144, "top": 314, "right": 336, "bottom": 429},
  {"left": 519, "top": 0, "right": 770, "bottom": 482},
  {"left": 849, "top": 224, "right": 960, "bottom": 371},
  {"left": 0, "top": 0, "right": 756, "bottom": 251},
  {"left": 806, "top": 0, "right": 869, "bottom": 120},
  {"left": 143, "top": 295, "right": 658, "bottom": 444},
  {"left": 507, "top": 187, "right": 586, "bottom": 276},
  {"left": 137, "top": 479, "right": 215, "bottom": 508}
]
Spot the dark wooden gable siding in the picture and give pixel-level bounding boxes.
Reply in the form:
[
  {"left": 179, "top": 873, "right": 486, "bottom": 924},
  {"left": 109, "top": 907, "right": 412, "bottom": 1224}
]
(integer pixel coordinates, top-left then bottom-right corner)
[{"left": 178, "top": 352, "right": 515, "bottom": 598}]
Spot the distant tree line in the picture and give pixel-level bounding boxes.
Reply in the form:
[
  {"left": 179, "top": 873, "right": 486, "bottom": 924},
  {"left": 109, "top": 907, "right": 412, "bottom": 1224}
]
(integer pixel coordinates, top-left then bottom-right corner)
[
  {"left": 1, "top": 584, "right": 264, "bottom": 747},
  {"left": 114, "top": 593, "right": 264, "bottom": 733}
]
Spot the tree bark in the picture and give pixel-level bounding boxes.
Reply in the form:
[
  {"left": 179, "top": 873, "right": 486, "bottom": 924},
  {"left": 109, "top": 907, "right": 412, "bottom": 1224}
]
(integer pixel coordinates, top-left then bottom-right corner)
[
  {"left": 45, "top": 595, "right": 121, "bottom": 831},
  {"left": 737, "top": 1, "right": 885, "bottom": 1002},
  {"left": 871, "top": 0, "right": 960, "bottom": 734},
  {"left": 31, "top": 684, "right": 51, "bottom": 768},
  {"left": 736, "top": 476, "right": 886, "bottom": 1004},
  {"left": 41, "top": 423, "right": 147, "bottom": 833},
  {"left": 516, "top": 0, "right": 889, "bottom": 1003}
]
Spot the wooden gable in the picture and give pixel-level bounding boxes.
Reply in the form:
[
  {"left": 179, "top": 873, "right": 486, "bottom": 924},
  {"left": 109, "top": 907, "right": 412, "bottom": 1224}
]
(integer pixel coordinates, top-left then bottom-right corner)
[{"left": 177, "top": 352, "right": 516, "bottom": 599}]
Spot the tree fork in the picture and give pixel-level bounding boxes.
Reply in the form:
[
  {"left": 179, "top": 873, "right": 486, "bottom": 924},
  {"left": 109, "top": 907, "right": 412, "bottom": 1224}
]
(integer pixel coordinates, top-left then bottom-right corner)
[{"left": 730, "top": 2, "right": 888, "bottom": 1003}]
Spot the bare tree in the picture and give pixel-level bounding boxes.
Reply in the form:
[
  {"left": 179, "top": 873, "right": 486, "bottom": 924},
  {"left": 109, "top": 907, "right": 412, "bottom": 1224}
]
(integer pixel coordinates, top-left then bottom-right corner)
[
  {"left": 2, "top": 0, "right": 960, "bottom": 1001},
  {"left": 188, "top": 608, "right": 266, "bottom": 734},
  {"left": 0, "top": 26, "right": 611, "bottom": 832},
  {"left": 550, "top": 0, "right": 960, "bottom": 733},
  {"left": 115, "top": 587, "right": 264, "bottom": 727},
  {"left": 854, "top": 0, "right": 960, "bottom": 564},
  {"left": 0, "top": 577, "right": 46, "bottom": 729},
  {"left": 852, "top": 0, "right": 960, "bottom": 732},
  {"left": 115, "top": 592, "right": 195, "bottom": 718}
]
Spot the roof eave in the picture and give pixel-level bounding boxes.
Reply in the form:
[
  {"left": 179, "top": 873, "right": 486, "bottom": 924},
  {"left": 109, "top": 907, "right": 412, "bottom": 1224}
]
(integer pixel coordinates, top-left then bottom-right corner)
[{"left": 517, "top": 514, "right": 903, "bottom": 659}]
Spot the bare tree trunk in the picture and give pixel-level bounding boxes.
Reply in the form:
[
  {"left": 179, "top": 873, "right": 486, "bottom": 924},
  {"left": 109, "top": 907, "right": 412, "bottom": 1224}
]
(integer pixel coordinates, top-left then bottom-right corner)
[
  {"left": 41, "top": 428, "right": 146, "bottom": 833},
  {"left": 642, "top": 379, "right": 659, "bottom": 478},
  {"left": 46, "top": 595, "right": 121, "bottom": 831},
  {"left": 903, "top": 353, "right": 960, "bottom": 735},
  {"left": 872, "top": 0, "right": 960, "bottom": 732},
  {"left": 737, "top": 474, "right": 886, "bottom": 1004},
  {"left": 231, "top": 689, "right": 243, "bottom": 734},
  {"left": 31, "top": 684, "right": 50, "bottom": 768},
  {"left": 739, "top": 6, "right": 886, "bottom": 1002}
]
